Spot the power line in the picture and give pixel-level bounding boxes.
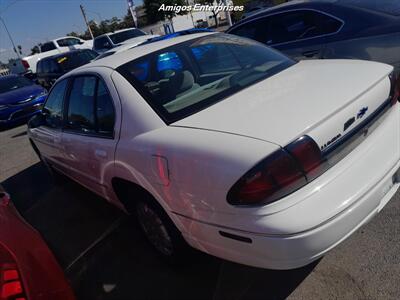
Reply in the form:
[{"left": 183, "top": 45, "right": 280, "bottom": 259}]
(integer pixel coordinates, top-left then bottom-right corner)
[{"left": 0, "top": 0, "right": 22, "bottom": 15}]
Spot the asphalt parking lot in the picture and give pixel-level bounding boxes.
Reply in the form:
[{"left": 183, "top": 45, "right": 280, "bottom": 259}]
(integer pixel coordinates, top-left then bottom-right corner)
[{"left": 1, "top": 124, "right": 400, "bottom": 300}]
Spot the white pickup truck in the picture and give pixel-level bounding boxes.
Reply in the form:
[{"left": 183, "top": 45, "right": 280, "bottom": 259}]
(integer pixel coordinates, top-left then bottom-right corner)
[{"left": 22, "top": 36, "right": 93, "bottom": 74}]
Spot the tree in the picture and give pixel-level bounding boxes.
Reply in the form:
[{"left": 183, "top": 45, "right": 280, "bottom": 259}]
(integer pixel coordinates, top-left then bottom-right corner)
[
  {"left": 198, "top": 0, "right": 222, "bottom": 27},
  {"left": 143, "top": 0, "right": 188, "bottom": 25},
  {"left": 120, "top": 9, "right": 135, "bottom": 28},
  {"left": 67, "top": 31, "right": 80, "bottom": 38},
  {"left": 231, "top": 0, "right": 249, "bottom": 21},
  {"left": 30, "top": 44, "right": 41, "bottom": 55}
]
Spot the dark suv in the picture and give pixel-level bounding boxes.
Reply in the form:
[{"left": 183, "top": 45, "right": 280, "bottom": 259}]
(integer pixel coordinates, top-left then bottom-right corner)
[{"left": 36, "top": 49, "right": 98, "bottom": 89}]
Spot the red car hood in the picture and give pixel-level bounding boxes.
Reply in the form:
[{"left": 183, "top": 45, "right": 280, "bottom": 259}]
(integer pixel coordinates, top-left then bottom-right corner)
[{"left": 0, "top": 186, "right": 75, "bottom": 300}]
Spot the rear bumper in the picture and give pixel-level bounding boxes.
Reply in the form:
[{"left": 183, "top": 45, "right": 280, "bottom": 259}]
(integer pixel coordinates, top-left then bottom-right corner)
[
  {"left": 179, "top": 163, "right": 399, "bottom": 269},
  {"left": 175, "top": 105, "right": 400, "bottom": 270}
]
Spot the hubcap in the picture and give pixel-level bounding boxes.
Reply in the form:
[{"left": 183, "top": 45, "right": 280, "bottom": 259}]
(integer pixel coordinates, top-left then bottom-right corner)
[{"left": 136, "top": 202, "right": 174, "bottom": 256}]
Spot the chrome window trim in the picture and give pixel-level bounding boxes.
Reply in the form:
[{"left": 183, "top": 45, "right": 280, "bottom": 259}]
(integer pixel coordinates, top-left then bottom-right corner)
[{"left": 229, "top": 8, "right": 345, "bottom": 47}]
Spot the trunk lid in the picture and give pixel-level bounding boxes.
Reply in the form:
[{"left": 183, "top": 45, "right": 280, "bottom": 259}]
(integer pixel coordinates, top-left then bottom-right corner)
[{"left": 172, "top": 60, "right": 393, "bottom": 148}]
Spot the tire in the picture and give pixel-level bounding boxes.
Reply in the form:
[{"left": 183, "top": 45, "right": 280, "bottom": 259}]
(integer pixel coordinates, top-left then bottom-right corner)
[{"left": 135, "top": 198, "right": 189, "bottom": 264}]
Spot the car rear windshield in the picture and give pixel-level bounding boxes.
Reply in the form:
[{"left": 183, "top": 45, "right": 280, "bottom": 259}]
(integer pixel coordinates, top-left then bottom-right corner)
[
  {"left": 0, "top": 76, "right": 33, "bottom": 94},
  {"left": 55, "top": 50, "right": 98, "bottom": 72},
  {"left": 117, "top": 33, "right": 295, "bottom": 123},
  {"left": 341, "top": 0, "right": 400, "bottom": 16},
  {"left": 109, "top": 29, "right": 146, "bottom": 44}
]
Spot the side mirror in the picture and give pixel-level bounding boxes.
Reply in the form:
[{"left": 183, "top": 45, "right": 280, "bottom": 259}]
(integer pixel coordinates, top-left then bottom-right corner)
[
  {"left": 28, "top": 113, "right": 46, "bottom": 129},
  {"left": 78, "top": 41, "right": 84, "bottom": 45}
]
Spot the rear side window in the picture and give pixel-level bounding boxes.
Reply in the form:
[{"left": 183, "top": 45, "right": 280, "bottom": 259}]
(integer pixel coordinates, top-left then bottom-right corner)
[
  {"left": 57, "top": 38, "right": 81, "bottom": 47},
  {"left": 66, "top": 76, "right": 115, "bottom": 136},
  {"left": 41, "top": 42, "right": 57, "bottom": 52},
  {"left": 96, "top": 80, "right": 115, "bottom": 134},
  {"left": 43, "top": 80, "right": 68, "bottom": 128},
  {"left": 230, "top": 10, "right": 343, "bottom": 45},
  {"left": 94, "top": 37, "right": 112, "bottom": 50}
]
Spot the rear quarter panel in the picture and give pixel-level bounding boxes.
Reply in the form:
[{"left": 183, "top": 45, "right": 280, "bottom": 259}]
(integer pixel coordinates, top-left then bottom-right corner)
[
  {"left": 114, "top": 126, "right": 280, "bottom": 222},
  {"left": 324, "top": 32, "right": 400, "bottom": 72}
]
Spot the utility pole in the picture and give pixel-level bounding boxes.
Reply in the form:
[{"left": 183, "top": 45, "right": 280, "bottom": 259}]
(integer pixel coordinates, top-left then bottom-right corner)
[
  {"left": 127, "top": 0, "right": 137, "bottom": 28},
  {"left": 0, "top": 16, "right": 20, "bottom": 59},
  {"left": 223, "top": 0, "right": 232, "bottom": 26},
  {"left": 80, "top": 4, "right": 94, "bottom": 39}
]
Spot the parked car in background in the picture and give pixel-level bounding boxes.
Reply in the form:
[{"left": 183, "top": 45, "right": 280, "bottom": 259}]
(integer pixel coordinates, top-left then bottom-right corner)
[
  {"left": 0, "top": 75, "right": 47, "bottom": 128},
  {"left": 227, "top": 0, "right": 400, "bottom": 73},
  {"left": 28, "top": 32, "right": 400, "bottom": 270},
  {"left": 241, "top": 4, "right": 272, "bottom": 20},
  {"left": 36, "top": 49, "right": 98, "bottom": 90},
  {"left": 95, "top": 28, "right": 212, "bottom": 60},
  {"left": 92, "top": 28, "right": 157, "bottom": 54},
  {"left": 22, "top": 36, "right": 93, "bottom": 74},
  {"left": 0, "top": 185, "right": 75, "bottom": 300}
]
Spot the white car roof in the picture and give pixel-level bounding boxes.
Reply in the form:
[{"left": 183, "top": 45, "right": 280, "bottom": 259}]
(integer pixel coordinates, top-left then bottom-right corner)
[{"left": 72, "top": 32, "right": 216, "bottom": 72}]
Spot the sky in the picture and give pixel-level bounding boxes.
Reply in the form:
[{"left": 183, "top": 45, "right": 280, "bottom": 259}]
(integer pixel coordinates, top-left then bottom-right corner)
[{"left": 0, "top": 0, "right": 143, "bottom": 62}]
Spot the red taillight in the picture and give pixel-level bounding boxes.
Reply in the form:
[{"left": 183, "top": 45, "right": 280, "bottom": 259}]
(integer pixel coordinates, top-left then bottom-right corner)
[
  {"left": 389, "top": 72, "right": 400, "bottom": 106},
  {"left": 0, "top": 190, "right": 10, "bottom": 207},
  {"left": 0, "top": 244, "right": 26, "bottom": 300},
  {"left": 286, "top": 136, "right": 328, "bottom": 181},
  {"left": 21, "top": 60, "right": 30, "bottom": 70},
  {"left": 228, "top": 136, "right": 326, "bottom": 206},
  {"left": 228, "top": 149, "right": 307, "bottom": 206}
]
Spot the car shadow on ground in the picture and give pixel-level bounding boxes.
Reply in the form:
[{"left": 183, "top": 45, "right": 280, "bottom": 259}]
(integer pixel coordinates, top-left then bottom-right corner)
[{"left": 2, "top": 162, "right": 319, "bottom": 300}]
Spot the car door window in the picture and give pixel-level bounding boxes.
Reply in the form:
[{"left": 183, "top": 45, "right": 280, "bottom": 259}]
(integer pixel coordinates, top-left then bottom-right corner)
[
  {"left": 267, "top": 10, "right": 343, "bottom": 44},
  {"left": 66, "top": 76, "right": 115, "bottom": 136},
  {"left": 42, "top": 80, "right": 68, "bottom": 128},
  {"left": 231, "top": 10, "right": 342, "bottom": 45},
  {"left": 94, "top": 37, "right": 112, "bottom": 50},
  {"left": 41, "top": 42, "right": 57, "bottom": 52},
  {"left": 229, "top": 17, "right": 268, "bottom": 42},
  {"left": 66, "top": 76, "right": 96, "bottom": 133}
]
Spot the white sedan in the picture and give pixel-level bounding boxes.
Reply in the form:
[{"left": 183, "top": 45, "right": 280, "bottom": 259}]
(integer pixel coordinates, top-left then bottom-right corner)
[{"left": 27, "top": 32, "right": 400, "bottom": 270}]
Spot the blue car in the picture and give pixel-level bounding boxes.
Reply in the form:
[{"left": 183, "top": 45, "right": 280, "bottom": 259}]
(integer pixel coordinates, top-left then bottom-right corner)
[
  {"left": 227, "top": 0, "right": 400, "bottom": 73},
  {"left": 0, "top": 75, "right": 47, "bottom": 128}
]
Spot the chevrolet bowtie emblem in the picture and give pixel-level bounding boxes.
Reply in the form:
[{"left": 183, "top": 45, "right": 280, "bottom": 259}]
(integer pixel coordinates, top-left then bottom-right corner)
[{"left": 357, "top": 107, "right": 368, "bottom": 119}]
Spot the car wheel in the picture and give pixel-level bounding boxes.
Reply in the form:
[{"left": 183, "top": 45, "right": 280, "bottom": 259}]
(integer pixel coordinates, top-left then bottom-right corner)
[{"left": 135, "top": 199, "right": 188, "bottom": 263}]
